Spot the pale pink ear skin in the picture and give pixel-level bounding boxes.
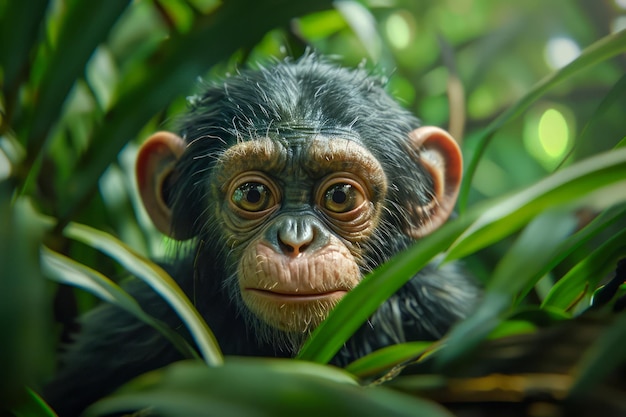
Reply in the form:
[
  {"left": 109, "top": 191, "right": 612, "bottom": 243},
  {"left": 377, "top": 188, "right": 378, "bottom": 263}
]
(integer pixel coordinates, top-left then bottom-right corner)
[
  {"left": 405, "top": 126, "right": 463, "bottom": 238},
  {"left": 136, "top": 131, "right": 186, "bottom": 238}
]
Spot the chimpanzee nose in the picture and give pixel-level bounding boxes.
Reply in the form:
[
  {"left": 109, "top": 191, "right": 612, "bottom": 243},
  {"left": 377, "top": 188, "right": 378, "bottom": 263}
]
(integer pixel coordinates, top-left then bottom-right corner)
[
  {"left": 278, "top": 226, "right": 313, "bottom": 256},
  {"left": 268, "top": 215, "right": 329, "bottom": 257}
]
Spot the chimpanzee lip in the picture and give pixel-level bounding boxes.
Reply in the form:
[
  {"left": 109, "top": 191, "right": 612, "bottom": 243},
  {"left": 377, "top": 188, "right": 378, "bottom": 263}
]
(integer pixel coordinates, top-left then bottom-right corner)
[{"left": 245, "top": 288, "right": 348, "bottom": 302}]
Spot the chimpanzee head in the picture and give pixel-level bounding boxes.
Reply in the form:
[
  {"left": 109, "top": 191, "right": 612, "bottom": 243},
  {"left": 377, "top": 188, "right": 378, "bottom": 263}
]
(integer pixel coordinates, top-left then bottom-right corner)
[{"left": 136, "top": 55, "right": 462, "bottom": 347}]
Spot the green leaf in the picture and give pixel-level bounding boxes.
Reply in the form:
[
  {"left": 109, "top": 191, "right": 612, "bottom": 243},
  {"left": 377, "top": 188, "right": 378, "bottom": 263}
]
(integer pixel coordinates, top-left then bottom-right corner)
[
  {"left": 41, "top": 246, "right": 199, "bottom": 360},
  {"left": 458, "top": 29, "right": 626, "bottom": 212},
  {"left": 487, "top": 209, "right": 578, "bottom": 295},
  {"left": 57, "top": 0, "right": 334, "bottom": 226},
  {"left": 61, "top": 221, "right": 224, "bottom": 366},
  {"left": 10, "top": 387, "right": 57, "bottom": 417},
  {"left": 86, "top": 358, "right": 454, "bottom": 417},
  {"left": 541, "top": 227, "right": 626, "bottom": 311},
  {"left": 297, "top": 215, "right": 473, "bottom": 364},
  {"left": 24, "top": 1, "right": 131, "bottom": 151},
  {"left": 568, "top": 314, "right": 626, "bottom": 396},
  {"left": 432, "top": 291, "right": 510, "bottom": 369},
  {"left": 0, "top": 193, "right": 47, "bottom": 407},
  {"left": 345, "top": 341, "right": 434, "bottom": 378},
  {"left": 521, "top": 206, "right": 626, "bottom": 303},
  {"left": 0, "top": 0, "right": 48, "bottom": 102},
  {"left": 447, "top": 147, "right": 626, "bottom": 261}
]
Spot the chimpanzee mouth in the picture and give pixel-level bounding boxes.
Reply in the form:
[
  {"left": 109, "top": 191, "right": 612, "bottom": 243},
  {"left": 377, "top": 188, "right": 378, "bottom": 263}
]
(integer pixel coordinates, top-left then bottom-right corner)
[{"left": 245, "top": 288, "right": 348, "bottom": 302}]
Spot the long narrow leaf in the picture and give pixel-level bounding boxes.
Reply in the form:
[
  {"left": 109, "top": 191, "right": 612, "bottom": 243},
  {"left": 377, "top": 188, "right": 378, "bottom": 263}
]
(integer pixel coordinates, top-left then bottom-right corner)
[
  {"left": 518, "top": 206, "right": 626, "bottom": 302},
  {"left": 345, "top": 341, "right": 433, "bottom": 378},
  {"left": 24, "top": 1, "right": 131, "bottom": 153},
  {"left": 447, "top": 147, "right": 626, "bottom": 261},
  {"left": 488, "top": 209, "right": 578, "bottom": 294},
  {"left": 297, "top": 216, "right": 473, "bottom": 363},
  {"left": 86, "top": 358, "right": 454, "bottom": 417},
  {"left": 541, "top": 227, "right": 626, "bottom": 310},
  {"left": 41, "top": 246, "right": 199, "bottom": 360},
  {"left": 0, "top": 0, "right": 48, "bottom": 105},
  {"left": 568, "top": 314, "right": 626, "bottom": 396},
  {"left": 61, "top": 222, "right": 223, "bottom": 366},
  {"left": 429, "top": 212, "right": 577, "bottom": 369},
  {"left": 458, "top": 29, "right": 626, "bottom": 212},
  {"left": 57, "top": 0, "right": 333, "bottom": 226},
  {"left": 10, "top": 387, "right": 57, "bottom": 417}
]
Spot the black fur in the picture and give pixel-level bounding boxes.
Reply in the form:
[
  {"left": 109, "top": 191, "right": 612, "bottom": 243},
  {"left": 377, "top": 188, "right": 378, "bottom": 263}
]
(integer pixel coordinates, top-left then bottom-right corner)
[{"left": 44, "top": 55, "right": 480, "bottom": 416}]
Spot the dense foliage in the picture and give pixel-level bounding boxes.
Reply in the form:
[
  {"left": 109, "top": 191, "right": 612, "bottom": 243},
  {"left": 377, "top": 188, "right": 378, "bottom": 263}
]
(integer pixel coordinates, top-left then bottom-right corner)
[{"left": 1, "top": 1, "right": 625, "bottom": 415}]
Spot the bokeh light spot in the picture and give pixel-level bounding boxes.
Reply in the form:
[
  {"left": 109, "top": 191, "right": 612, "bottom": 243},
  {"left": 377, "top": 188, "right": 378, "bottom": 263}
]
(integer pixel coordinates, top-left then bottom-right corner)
[
  {"left": 385, "top": 12, "right": 412, "bottom": 49},
  {"left": 538, "top": 109, "right": 569, "bottom": 159},
  {"left": 524, "top": 106, "right": 573, "bottom": 170},
  {"left": 544, "top": 37, "right": 581, "bottom": 70}
]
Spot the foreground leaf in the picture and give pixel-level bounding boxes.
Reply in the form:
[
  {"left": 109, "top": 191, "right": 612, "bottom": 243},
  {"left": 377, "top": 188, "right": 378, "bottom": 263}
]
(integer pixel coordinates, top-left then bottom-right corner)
[
  {"left": 86, "top": 358, "right": 453, "bottom": 417},
  {"left": 61, "top": 222, "right": 223, "bottom": 366},
  {"left": 41, "top": 247, "right": 198, "bottom": 359},
  {"left": 447, "top": 147, "right": 626, "bottom": 261}
]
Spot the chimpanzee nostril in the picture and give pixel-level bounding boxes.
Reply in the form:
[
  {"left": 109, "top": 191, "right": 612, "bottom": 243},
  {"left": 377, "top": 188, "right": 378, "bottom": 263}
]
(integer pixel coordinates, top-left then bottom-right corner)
[{"left": 278, "top": 231, "right": 312, "bottom": 256}]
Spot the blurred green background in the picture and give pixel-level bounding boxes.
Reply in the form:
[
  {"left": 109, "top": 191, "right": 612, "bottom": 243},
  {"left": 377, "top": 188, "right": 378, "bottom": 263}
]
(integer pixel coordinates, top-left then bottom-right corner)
[{"left": 1, "top": 0, "right": 625, "bottom": 415}]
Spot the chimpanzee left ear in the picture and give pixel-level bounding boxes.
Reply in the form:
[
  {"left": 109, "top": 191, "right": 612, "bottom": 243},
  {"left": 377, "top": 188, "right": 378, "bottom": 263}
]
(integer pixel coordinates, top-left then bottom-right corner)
[
  {"left": 405, "top": 126, "right": 463, "bottom": 238},
  {"left": 136, "top": 131, "right": 187, "bottom": 239}
]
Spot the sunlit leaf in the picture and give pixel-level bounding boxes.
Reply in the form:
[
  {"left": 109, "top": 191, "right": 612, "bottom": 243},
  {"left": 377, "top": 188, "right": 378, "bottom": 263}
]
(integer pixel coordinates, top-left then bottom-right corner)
[
  {"left": 448, "top": 148, "right": 626, "bottom": 261},
  {"left": 345, "top": 341, "right": 433, "bottom": 378},
  {"left": 60, "top": 221, "right": 223, "bottom": 366},
  {"left": 41, "top": 246, "right": 198, "bottom": 360}
]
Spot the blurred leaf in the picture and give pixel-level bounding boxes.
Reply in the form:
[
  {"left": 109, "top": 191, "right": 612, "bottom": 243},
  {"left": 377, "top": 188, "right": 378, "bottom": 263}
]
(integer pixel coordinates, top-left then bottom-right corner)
[
  {"left": 345, "top": 341, "right": 433, "bottom": 379},
  {"left": 431, "top": 149, "right": 625, "bottom": 368},
  {"left": 541, "top": 227, "right": 626, "bottom": 311},
  {"left": 86, "top": 358, "right": 454, "bottom": 417},
  {"left": 487, "top": 209, "right": 578, "bottom": 295},
  {"left": 447, "top": 148, "right": 626, "bottom": 261},
  {"left": 335, "top": 1, "right": 384, "bottom": 62},
  {"left": 58, "top": 0, "right": 333, "bottom": 226},
  {"left": 60, "top": 221, "right": 223, "bottom": 366},
  {"left": 569, "top": 313, "right": 626, "bottom": 396},
  {"left": 459, "top": 29, "right": 626, "bottom": 212},
  {"left": 24, "top": 1, "right": 131, "bottom": 152},
  {"left": 487, "top": 320, "right": 537, "bottom": 340},
  {"left": 296, "top": 9, "right": 347, "bottom": 39},
  {"left": 0, "top": 0, "right": 48, "bottom": 105},
  {"left": 0, "top": 192, "right": 47, "bottom": 407},
  {"left": 574, "top": 72, "right": 626, "bottom": 158},
  {"left": 41, "top": 246, "right": 199, "bottom": 360},
  {"left": 521, "top": 205, "right": 626, "bottom": 302},
  {"left": 10, "top": 387, "right": 57, "bottom": 417}
]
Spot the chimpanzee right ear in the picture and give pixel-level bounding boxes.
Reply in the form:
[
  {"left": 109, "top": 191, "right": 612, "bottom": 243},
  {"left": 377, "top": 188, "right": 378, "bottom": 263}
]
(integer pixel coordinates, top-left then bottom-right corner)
[{"left": 136, "top": 131, "right": 186, "bottom": 239}]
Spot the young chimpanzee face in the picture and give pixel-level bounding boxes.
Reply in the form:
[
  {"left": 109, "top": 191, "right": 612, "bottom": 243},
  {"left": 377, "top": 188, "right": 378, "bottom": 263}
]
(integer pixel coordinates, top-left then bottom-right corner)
[{"left": 136, "top": 57, "right": 462, "bottom": 345}]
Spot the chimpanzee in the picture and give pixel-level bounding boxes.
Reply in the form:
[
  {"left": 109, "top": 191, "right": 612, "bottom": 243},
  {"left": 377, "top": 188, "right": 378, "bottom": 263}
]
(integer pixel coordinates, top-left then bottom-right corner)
[{"left": 43, "top": 54, "right": 480, "bottom": 416}]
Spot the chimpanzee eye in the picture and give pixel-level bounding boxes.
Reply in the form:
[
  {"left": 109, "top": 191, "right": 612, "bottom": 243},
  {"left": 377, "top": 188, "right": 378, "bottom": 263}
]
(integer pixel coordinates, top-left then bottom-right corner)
[
  {"left": 323, "top": 183, "right": 364, "bottom": 213},
  {"left": 232, "top": 182, "right": 273, "bottom": 212}
]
